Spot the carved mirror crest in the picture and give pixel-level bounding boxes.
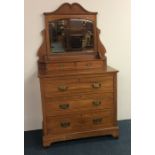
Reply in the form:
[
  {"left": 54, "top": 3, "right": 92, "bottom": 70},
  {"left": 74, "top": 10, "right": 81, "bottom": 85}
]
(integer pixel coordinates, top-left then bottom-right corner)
[{"left": 38, "top": 3, "right": 106, "bottom": 60}]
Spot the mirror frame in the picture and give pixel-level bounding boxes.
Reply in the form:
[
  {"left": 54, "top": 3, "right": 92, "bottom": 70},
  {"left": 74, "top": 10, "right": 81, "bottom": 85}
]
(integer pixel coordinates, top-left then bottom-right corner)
[{"left": 44, "top": 3, "right": 98, "bottom": 57}]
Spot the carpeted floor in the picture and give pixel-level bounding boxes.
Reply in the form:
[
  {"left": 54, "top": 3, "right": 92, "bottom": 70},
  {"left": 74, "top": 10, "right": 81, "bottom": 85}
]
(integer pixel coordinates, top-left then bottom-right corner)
[{"left": 24, "top": 120, "right": 131, "bottom": 155}]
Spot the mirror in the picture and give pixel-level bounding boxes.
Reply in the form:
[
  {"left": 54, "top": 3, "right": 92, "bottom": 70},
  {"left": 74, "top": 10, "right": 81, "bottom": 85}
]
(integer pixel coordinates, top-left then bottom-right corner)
[{"left": 48, "top": 19, "right": 94, "bottom": 53}]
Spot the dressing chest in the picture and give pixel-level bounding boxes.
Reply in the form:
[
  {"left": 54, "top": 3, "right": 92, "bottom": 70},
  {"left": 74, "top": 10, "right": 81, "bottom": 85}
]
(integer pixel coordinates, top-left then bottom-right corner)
[{"left": 37, "top": 3, "right": 119, "bottom": 147}]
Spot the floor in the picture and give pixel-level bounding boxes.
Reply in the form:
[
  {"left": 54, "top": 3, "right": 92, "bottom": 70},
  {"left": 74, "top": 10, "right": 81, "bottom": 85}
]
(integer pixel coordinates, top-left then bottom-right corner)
[{"left": 24, "top": 120, "right": 131, "bottom": 155}]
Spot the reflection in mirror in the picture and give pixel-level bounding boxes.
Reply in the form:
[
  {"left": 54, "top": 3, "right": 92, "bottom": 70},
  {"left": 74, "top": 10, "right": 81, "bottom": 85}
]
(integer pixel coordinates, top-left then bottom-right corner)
[{"left": 49, "top": 19, "right": 94, "bottom": 53}]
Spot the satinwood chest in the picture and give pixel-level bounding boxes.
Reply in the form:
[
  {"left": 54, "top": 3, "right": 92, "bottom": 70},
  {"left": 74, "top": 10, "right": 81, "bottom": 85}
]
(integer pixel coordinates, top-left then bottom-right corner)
[{"left": 37, "top": 3, "right": 119, "bottom": 147}]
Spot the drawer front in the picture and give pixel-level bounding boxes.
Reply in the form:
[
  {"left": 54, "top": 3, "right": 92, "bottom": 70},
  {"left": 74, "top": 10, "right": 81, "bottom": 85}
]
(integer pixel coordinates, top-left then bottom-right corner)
[
  {"left": 46, "top": 110, "right": 113, "bottom": 135},
  {"left": 45, "top": 93, "right": 113, "bottom": 116},
  {"left": 43, "top": 76, "right": 113, "bottom": 97},
  {"left": 47, "top": 62, "right": 76, "bottom": 71},
  {"left": 46, "top": 115, "right": 82, "bottom": 135},
  {"left": 76, "top": 61, "right": 104, "bottom": 70},
  {"left": 46, "top": 61, "right": 104, "bottom": 71},
  {"left": 82, "top": 110, "right": 113, "bottom": 130}
]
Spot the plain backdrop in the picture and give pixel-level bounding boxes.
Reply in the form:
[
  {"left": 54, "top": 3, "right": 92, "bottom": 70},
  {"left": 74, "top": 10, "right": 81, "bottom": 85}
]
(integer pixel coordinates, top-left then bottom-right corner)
[{"left": 24, "top": 0, "right": 130, "bottom": 131}]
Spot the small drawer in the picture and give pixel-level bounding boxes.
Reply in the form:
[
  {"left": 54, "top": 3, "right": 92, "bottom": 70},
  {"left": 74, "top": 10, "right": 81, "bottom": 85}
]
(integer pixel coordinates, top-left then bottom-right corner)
[
  {"left": 76, "top": 61, "right": 104, "bottom": 70},
  {"left": 43, "top": 78, "right": 78, "bottom": 97},
  {"left": 46, "top": 115, "right": 82, "bottom": 134},
  {"left": 47, "top": 62, "right": 75, "bottom": 71},
  {"left": 45, "top": 93, "right": 113, "bottom": 116},
  {"left": 80, "top": 75, "right": 114, "bottom": 93},
  {"left": 79, "top": 75, "right": 113, "bottom": 83},
  {"left": 82, "top": 110, "right": 113, "bottom": 129}
]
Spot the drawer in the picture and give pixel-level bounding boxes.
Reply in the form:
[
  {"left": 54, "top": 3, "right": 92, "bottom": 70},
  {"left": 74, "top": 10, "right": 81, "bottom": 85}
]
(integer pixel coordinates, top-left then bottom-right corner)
[
  {"left": 46, "top": 115, "right": 82, "bottom": 135},
  {"left": 46, "top": 110, "right": 113, "bottom": 135},
  {"left": 43, "top": 76, "right": 113, "bottom": 97},
  {"left": 76, "top": 61, "right": 104, "bottom": 70},
  {"left": 79, "top": 76, "right": 113, "bottom": 83},
  {"left": 82, "top": 110, "right": 113, "bottom": 130},
  {"left": 47, "top": 62, "right": 76, "bottom": 71},
  {"left": 45, "top": 93, "right": 113, "bottom": 116},
  {"left": 46, "top": 61, "right": 104, "bottom": 71}
]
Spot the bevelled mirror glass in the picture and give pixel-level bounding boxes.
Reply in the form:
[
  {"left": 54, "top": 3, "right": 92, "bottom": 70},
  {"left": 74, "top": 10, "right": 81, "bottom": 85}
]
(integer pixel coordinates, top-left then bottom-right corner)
[{"left": 48, "top": 19, "right": 94, "bottom": 53}]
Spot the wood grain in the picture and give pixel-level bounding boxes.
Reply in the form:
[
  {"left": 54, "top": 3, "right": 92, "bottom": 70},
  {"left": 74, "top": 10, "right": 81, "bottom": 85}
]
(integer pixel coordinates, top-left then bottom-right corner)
[
  {"left": 43, "top": 75, "right": 113, "bottom": 97},
  {"left": 45, "top": 93, "right": 113, "bottom": 116},
  {"left": 46, "top": 109, "right": 113, "bottom": 135}
]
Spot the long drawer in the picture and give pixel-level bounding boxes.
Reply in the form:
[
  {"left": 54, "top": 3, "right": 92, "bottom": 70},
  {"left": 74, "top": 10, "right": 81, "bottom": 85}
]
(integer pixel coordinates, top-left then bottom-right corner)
[
  {"left": 46, "top": 60, "right": 104, "bottom": 71},
  {"left": 46, "top": 110, "right": 113, "bottom": 135},
  {"left": 43, "top": 75, "right": 113, "bottom": 97},
  {"left": 45, "top": 93, "right": 113, "bottom": 116}
]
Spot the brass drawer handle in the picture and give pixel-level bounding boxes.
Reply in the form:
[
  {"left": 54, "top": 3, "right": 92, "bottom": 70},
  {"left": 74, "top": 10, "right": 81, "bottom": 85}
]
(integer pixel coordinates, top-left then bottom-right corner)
[
  {"left": 60, "top": 122, "right": 70, "bottom": 128},
  {"left": 59, "top": 104, "right": 69, "bottom": 110},
  {"left": 92, "top": 82, "right": 101, "bottom": 89},
  {"left": 58, "top": 85, "right": 68, "bottom": 91},
  {"left": 93, "top": 118, "right": 103, "bottom": 124},
  {"left": 92, "top": 100, "right": 101, "bottom": 106}
]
